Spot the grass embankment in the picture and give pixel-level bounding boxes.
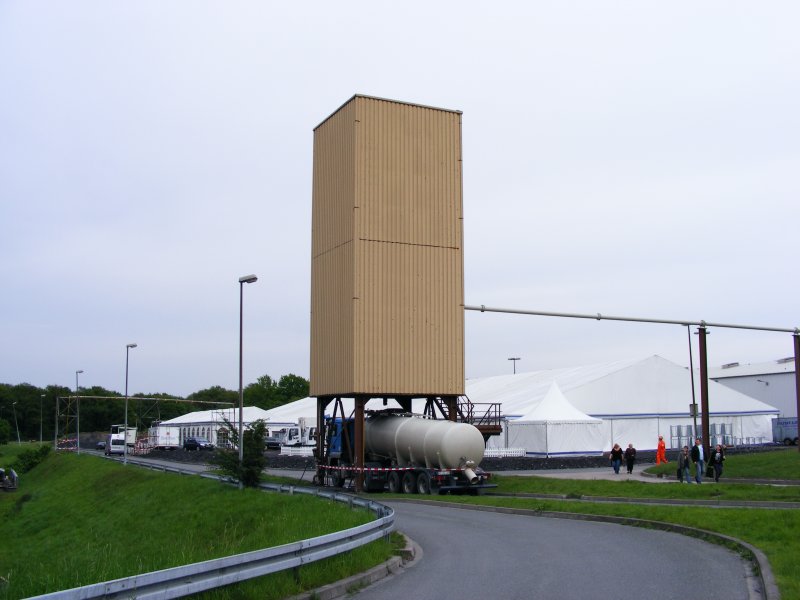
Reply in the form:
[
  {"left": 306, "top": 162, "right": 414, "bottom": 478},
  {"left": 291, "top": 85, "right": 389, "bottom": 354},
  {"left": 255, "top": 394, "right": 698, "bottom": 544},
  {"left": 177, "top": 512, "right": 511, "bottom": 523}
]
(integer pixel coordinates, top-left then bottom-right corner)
[
  {"left": 493, "top": 474, "right": 800, "bottom": 502},
  {"left": 0, "top": 449, "right": 394, "bottom": 600},
  {"left": 646, "top": 447, "right": 800, "bottom": 480},
  {"left": 422, "top": 449, "right": 800, "bottom": 598}
]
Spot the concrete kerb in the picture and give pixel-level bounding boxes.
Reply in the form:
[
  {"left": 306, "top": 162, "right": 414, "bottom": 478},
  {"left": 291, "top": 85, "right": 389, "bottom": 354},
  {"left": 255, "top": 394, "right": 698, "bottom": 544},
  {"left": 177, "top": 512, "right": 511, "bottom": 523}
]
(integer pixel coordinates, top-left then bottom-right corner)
[
  {"left": 487, "top": 491, "right": 800, "bottom": 510},
  {"left": 390, "top": 499, "right": 778, "bottom": 600},
  {"left": 286, "top": 534, "right": 421, "bottom": 600},
  {"left": 640, "top": 470, "right": 800, "bottom": 486}
]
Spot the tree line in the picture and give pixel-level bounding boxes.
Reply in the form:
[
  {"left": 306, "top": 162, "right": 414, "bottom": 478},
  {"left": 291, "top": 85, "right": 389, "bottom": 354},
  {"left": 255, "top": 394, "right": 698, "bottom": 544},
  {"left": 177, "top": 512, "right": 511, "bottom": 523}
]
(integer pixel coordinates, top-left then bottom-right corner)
[{"left": 0, "top": 374, "right": 309, "bottom": 444}]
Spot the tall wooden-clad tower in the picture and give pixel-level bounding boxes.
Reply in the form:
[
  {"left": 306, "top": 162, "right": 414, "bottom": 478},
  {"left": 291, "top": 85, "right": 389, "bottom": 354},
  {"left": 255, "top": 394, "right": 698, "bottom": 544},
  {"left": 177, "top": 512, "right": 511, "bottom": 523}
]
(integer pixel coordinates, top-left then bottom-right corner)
[{"left": 310, "top": 95, "right": 465, "bottom": 399}]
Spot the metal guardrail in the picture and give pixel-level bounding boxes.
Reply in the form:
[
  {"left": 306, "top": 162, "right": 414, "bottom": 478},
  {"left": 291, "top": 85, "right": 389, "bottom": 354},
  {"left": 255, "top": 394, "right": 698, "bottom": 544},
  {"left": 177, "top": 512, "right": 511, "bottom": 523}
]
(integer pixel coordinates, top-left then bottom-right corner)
[{"left": 29, "top": 459, "right": 395, "bottom": 600}]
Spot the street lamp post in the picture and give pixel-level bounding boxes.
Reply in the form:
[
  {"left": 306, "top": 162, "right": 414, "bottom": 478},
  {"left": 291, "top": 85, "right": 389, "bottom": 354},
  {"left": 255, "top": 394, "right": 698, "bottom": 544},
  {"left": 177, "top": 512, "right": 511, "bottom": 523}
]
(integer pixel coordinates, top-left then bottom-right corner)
[
  {"left": 76, "top": 370, "right": 83, "bottom": 453},
  {"left": 508, "top": 357, "right": 521, "bottom": 374},
  {"left": 124, "top": 343, "right": 137, "bottom": 465},
  {"left": 12, "top": 402, "right": 21, "bottom": 444},
  {"left": 238, "top": 274, "right": 258, "bottom": 488},
  {"left": 40, "top": 394, "right": 45, "bottom": 444}
]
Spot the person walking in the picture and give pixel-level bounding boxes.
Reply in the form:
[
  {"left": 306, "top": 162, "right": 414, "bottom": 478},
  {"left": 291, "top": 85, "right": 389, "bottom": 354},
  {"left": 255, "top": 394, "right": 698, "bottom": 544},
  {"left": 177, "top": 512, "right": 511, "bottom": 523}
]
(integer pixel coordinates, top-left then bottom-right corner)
[
  {"left": 690, "top": 437, "right": 705, "bottom": 484},
  {"left": 709, "top": 444, "right": 726, "bottom": 482},
  {"left": 656, "top": 435, "right": 668, "bottom": 464},
  {"left": 624, "top": 443, "right": 637, "bottom": 474},
  {"left": 677, "top": 446, "right": 691, "bottom": 483},
  {"left": 609, "top": 443, "right": 623, "bottom": 475}
]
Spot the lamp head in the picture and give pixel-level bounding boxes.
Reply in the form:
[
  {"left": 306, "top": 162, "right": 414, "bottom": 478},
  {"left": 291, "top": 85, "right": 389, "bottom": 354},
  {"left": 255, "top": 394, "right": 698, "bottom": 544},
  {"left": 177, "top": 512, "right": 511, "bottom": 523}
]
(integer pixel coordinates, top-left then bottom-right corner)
[
  {"left": 127, "top": 343, "right": 137, "bottom": 349},
  {"left": 239, "top": 274, "right": 258, "bottom": 284}
]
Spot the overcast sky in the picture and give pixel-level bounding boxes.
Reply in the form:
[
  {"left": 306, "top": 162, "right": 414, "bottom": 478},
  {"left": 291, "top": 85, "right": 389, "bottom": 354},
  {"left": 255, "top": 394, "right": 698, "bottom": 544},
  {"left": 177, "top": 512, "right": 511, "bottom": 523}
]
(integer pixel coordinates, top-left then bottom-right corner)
[{"left": 2, "top": 2, "right": 798, "bottom": 398}]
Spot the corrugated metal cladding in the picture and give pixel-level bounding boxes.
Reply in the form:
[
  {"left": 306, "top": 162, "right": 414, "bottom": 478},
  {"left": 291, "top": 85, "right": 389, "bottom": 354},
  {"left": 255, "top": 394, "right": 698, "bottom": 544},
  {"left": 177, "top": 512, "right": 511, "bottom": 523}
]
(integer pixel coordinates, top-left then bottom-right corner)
[{"left": 311, "top": 95, "right": 464, "bottom": 397}]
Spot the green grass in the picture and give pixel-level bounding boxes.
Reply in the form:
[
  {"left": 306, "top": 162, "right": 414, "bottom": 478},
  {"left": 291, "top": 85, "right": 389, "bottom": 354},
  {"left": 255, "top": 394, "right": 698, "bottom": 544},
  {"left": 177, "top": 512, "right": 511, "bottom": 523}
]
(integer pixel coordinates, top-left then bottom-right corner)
[
  {"left": 492, "top": 473, "right": 800, "bottom": 502},
  {"left": 7, "top": 445, "right": 797, "bottom": 598},
  {"left": 489, "top": 448, "right": 800, "bottom": 502},
  {"left": 0, "top": 451, "right": 393, "bottom": 599},
  {"left": 0, "top": 442, "right": 41, "bottom": 467},
  {"left": 646, "top": 446, "right": 800, "bottom": 480}
]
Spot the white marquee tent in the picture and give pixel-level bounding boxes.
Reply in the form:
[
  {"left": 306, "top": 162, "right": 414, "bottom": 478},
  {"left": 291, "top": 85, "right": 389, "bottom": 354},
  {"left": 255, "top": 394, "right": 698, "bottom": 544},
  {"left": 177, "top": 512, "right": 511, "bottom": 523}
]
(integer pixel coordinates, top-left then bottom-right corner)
[{"left": 502, "top": 382, "right": 605, "bottom": 456}]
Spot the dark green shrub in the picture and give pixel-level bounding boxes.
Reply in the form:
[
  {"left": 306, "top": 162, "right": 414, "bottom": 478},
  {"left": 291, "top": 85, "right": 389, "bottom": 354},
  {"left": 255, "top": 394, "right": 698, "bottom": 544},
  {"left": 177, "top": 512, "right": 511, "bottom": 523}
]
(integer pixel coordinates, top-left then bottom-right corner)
[
  {"left": 211, "top": 419, "right": 267, "bottom": 487},
  {"left": 12, "top": 445, "right": 51, "bottom": 473}
]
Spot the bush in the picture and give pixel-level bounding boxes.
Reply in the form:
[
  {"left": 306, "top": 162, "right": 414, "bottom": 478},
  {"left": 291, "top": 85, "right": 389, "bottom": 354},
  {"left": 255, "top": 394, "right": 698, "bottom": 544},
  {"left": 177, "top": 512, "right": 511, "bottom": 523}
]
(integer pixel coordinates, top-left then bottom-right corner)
[
  {"left": 12, "top": 445, "right": 51, "bottom": 473},
  {"left": 211, "top": 419, "right": 267, "bottom": 487}
]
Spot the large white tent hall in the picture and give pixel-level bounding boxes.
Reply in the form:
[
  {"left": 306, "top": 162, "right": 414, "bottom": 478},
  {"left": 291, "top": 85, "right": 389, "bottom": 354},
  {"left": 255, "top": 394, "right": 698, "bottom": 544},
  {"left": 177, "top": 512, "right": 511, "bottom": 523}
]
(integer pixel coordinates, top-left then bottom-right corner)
[
  {"left": 258, "top": 355, "right": 779, "bottom": 457},
  {"left": 162, "top": 406, "right": 273, "bottom": 447},
  {"left": 475, "top": 355, "right": 779, "bottom": 456}
]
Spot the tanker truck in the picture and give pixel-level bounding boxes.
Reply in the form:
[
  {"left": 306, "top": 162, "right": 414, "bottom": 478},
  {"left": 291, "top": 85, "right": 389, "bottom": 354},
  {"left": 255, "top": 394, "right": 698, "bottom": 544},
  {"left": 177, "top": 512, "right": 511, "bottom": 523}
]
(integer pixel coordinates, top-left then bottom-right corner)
[{"left": 316, "top": 411, "right": 495, "bottom": 495}]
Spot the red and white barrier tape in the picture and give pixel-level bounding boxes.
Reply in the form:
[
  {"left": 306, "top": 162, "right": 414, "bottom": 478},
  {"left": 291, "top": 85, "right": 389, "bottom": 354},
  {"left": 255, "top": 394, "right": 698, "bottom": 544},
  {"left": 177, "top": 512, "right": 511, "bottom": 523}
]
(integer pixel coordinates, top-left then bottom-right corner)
[{"left": 318, "top": 465, "right": 464, "bottom": 473}]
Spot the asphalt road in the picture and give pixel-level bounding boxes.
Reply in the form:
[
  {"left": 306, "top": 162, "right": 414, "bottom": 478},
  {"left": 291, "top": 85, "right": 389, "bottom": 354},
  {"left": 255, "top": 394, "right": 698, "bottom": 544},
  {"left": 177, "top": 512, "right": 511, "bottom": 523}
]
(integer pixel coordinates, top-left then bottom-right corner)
[
  {"left": 96, "top": 454, "right": 758, "bottom": 599},
  {"left": 355, "top": 502, "right": 754, "bottom": 600}
]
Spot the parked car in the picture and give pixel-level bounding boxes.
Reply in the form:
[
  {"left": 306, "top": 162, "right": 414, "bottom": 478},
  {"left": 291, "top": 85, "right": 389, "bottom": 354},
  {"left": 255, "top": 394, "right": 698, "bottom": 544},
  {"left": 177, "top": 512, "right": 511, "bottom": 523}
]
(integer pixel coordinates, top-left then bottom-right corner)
[
  {"left": 95, "top": 441, "right": 106, "bottom": 451},
  {"left": 265, "top": 436, "right": 281, "bottom": 450},
  {"left": 183, "top": 437, "right": 214, "bottom": 451}
]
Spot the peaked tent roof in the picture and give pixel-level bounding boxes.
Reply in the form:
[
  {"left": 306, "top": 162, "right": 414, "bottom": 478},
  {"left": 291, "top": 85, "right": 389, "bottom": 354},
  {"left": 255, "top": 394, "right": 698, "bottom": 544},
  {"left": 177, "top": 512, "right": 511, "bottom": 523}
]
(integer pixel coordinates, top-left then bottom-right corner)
[
  {"left": 515, "top": 382, "right": 601, "bottom": 423},
  {"left": 563, "top": 355, "right": 779, "bottom": 417},
  {"left": 258, "top": 396, "right": 324, "bottom": 425},
  {"left": 465, "top": 357, "right": 643, "bottom": 418},
  {"left": 466, "top": 355, "right": 778, "bottom": 419},
  {"left": 162, "top": 406, "right": 272, "bottom": 425}
]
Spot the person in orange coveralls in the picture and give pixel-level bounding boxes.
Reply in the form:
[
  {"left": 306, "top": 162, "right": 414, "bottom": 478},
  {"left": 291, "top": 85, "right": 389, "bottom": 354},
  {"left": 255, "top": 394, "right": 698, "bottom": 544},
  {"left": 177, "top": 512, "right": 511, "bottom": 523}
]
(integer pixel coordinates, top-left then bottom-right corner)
[{"left": 656, "top": 435, "right": 668, "bottom": 464}]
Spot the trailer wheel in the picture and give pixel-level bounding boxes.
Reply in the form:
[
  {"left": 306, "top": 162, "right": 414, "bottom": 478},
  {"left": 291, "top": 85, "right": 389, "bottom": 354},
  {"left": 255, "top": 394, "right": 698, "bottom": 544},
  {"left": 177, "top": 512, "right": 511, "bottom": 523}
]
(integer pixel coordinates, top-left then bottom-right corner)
[
  {"left": 417, "top": 472, "right": 432, "bottom": 495},
  {"left": 401, "top": 471, "right": 417, "bottom": 494},
  {"left": 784, "top": 438, "right": 793, "bottom": 446},
  {"left": 388, "top": 472, "right": 401, "bottom": 493}
]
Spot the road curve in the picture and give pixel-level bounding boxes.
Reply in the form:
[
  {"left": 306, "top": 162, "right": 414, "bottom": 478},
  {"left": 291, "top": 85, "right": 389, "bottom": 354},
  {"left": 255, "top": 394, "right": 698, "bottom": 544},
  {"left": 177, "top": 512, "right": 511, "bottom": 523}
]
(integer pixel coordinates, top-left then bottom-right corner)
[{"left": 356, "top": 502, "right": 754, "bottom": 600}]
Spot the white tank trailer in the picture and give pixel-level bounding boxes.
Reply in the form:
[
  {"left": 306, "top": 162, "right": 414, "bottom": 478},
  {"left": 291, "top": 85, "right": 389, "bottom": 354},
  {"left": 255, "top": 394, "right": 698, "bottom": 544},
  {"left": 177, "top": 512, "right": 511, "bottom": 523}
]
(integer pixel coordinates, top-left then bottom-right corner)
[{"left": 318, "top": 411, "right": 495, "bottom": 495}]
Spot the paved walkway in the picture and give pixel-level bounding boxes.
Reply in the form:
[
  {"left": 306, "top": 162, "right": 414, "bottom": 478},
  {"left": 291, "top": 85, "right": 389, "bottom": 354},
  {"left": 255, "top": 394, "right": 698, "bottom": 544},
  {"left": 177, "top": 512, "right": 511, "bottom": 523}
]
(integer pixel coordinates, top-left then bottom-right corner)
[{"left": 496, "top": 463, "right": 670, "bottom": 482}]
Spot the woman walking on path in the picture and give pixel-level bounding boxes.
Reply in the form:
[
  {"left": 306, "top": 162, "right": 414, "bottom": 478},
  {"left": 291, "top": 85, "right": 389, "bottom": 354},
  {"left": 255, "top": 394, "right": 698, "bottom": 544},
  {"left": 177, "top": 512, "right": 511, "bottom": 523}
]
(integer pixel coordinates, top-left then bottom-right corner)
[
  {"left": 624, "top": 443, "right": 637, "bottom": 474},
  {"left": 609, "top": 443, "right": 624, "bottom": 474},
  {"left": 710, "top": 444, "right": 726, "bottom": 482}
]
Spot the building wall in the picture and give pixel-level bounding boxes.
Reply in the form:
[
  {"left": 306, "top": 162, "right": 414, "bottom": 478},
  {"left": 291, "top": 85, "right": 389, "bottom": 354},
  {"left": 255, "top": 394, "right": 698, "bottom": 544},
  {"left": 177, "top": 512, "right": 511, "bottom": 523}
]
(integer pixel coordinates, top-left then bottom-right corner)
[
  {"left": 712, "top": 373, "right": 797, "bottom": 418},
  {"left": 310, "top": 95, "right": 465, "bottom": 397}
]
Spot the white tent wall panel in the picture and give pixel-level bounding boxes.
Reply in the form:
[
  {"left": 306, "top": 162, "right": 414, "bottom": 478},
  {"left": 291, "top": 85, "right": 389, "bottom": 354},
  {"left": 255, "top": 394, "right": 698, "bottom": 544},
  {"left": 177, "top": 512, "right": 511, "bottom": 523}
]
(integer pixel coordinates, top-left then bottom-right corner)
[
  {"left": 605, "top": 417, "right": 660, "bottom": 453},
  {"left": 503, "top": 421, "right": 605, "bottom": 457},
  {"left": 491, "top": 413, "right": 775, "bottom": 457},
  {"left": 506, "top": 423, "right": 546, "bottom": 455},
  {"left": 736, "top": 415, "right": 773, "bottom": 444}
]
